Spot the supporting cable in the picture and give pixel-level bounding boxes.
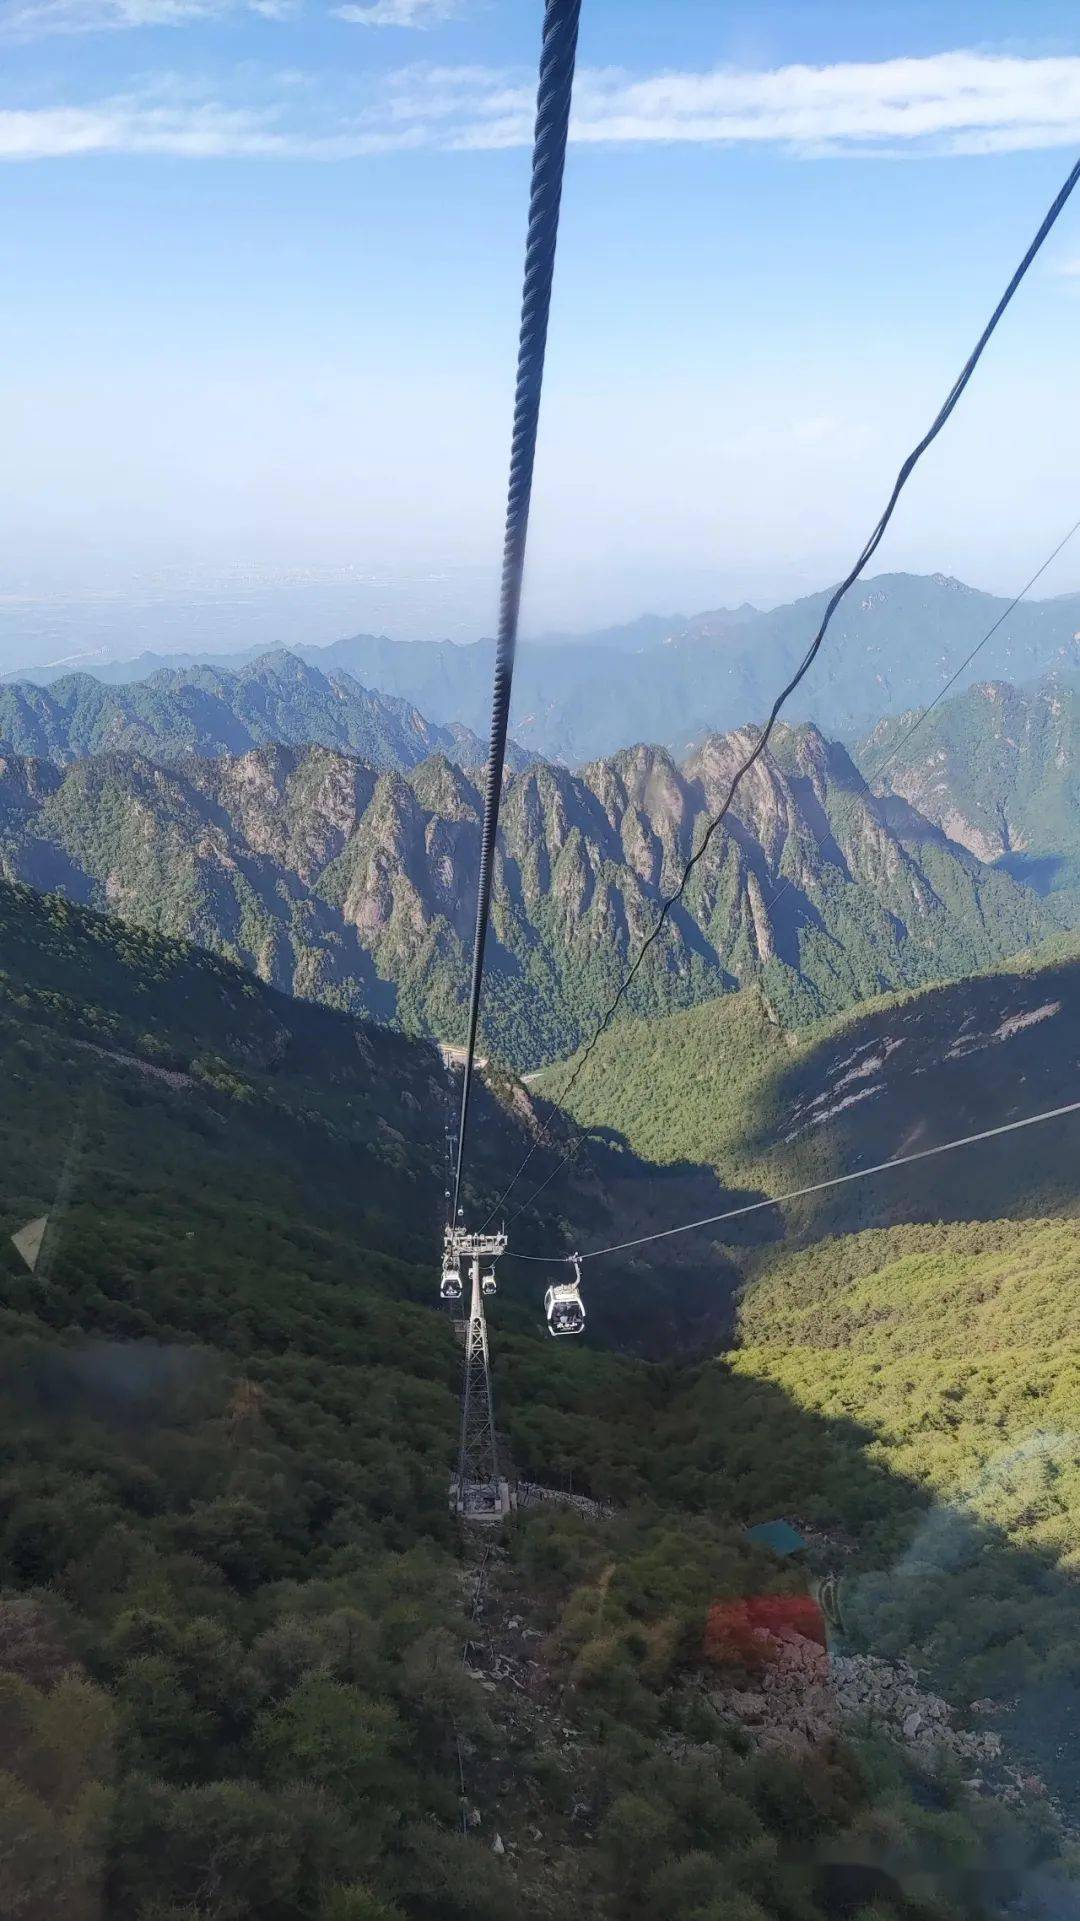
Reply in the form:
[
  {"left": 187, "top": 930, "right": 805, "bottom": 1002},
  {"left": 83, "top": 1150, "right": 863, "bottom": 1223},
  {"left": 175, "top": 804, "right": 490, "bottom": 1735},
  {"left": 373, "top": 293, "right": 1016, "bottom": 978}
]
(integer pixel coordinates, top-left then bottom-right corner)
[
  {"left": 507, "top": 1096, "right": 1080, "bottom": 1263},
  {"left": 762, "top": 507, "right": 1080, "bottom": 926},
  {"left": 860, "top": 510, "right": 1080, "bottom": 787},
  {"left": 486, "top": 151, "right": 1080, "bottom": 1229},
  {"left": 451, "top": 0, "right": 581, "bottom": 1227}
]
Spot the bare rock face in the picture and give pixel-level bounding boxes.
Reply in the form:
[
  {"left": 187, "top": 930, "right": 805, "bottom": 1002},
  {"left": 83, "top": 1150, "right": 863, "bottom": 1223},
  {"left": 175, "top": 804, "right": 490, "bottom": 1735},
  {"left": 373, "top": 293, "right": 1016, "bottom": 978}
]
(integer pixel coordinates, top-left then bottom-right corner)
[
  {"left": 0, "top": 712, "right": 1054, "bottom": 1068},
  {"left": 860, "top": 673, "right": 1078, "bottom": 874},
  {"left": 708, "top": 1633, "right": 1005, "bottom": 1772}
]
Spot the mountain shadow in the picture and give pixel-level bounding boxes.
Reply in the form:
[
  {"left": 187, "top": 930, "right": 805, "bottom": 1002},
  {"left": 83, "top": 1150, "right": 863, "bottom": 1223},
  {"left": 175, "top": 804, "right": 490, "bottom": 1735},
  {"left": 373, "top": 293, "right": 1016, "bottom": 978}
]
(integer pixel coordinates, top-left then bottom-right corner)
[
  {"left": 744, "top": 953, "right": 1080, "bottom": 1244},
  {"left": 4, "top": 876, "right": 1080, "bottom": 1915}
]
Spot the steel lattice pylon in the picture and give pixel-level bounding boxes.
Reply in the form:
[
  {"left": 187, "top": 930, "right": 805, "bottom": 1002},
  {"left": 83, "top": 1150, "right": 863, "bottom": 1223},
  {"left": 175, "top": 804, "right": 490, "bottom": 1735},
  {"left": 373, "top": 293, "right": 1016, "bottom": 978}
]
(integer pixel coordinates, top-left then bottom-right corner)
[
  {"left": 450, "top": 1231, "right": 513, "bottom": 1522},
  {"left": 458, "top": 1262, "right": 498, "bottom": 1504}
]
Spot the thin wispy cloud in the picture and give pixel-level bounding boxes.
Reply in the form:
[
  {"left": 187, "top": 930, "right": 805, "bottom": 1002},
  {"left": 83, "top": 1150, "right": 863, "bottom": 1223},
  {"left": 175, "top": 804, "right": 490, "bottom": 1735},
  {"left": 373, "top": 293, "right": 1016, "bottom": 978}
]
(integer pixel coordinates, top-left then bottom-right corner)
[
  {"left": 0, "top": 96, "right": 423, "bottom": 156},
  {"left": 542, "top": 52, "right": 1080, "bottom": 159},
  {"left": 0, "top": 0, "right": 458, "bottom": 27},
  {"left": 2, "top": 50, "right": 1080, "bottom": 162},
  {"left": 0, "top": 0, "right": 275, "bottom": 36},
  {"left": 335, "top": 0, "right": 461, "bottom": 25}
]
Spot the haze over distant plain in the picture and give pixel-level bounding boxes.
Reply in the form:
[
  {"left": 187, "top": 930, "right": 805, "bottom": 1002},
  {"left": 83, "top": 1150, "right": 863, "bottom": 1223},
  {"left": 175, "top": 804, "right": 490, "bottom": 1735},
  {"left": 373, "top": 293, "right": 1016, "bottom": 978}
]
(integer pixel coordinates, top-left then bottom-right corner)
[{"left": 1, "top": 0, "right": 1080, "bottom": 671}]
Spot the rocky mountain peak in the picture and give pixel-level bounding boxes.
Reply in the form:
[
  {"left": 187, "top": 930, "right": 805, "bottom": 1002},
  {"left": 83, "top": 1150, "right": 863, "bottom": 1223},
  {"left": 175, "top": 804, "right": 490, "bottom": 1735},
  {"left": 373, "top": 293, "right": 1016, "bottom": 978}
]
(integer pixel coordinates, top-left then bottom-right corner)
[
  {"left": 406, "top": 754, "right": 481, "bottom": 821},
  {"left": 0, "top": 706, "right": 1056, "bottom": 1071}
]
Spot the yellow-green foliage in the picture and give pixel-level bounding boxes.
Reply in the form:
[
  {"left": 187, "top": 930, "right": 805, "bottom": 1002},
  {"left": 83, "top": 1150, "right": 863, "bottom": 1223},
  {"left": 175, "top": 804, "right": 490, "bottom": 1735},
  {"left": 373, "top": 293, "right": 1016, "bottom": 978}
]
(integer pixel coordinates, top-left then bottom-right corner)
[
  {"left": 536, "top": 984, "right": 796, "bottom": 1178},
  {"left": 733, "top": 1218, "right": 1080, "bottom": 1566},
  {"left": 540, "top": 943, "right": 1080, "bottom": 1183}
]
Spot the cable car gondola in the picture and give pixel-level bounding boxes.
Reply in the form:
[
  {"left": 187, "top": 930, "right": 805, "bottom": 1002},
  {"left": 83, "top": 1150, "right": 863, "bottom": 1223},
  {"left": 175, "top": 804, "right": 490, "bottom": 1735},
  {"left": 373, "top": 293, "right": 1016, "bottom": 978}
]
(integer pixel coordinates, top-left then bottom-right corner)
[
  {"left": 544, "top": 1257, "right": 585, "bottom": 1337},
  {"left": 481, "top": 1269, "right": 497, "bottom": 1297},
  {"left": 441, "top": 1229, "right": 463, "bottom": 1301}
]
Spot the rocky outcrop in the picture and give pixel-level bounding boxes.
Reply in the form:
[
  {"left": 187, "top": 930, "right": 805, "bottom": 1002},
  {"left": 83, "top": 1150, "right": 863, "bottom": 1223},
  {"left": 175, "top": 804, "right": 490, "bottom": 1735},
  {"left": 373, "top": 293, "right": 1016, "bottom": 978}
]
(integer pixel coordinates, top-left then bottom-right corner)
[
  {"left": 709, "top": 1631, "right": 1004, "bottom": 1767},
  {"left": 859, "top": 673, "right": 1079, "bottom": 878},
  {"left": 0, "top": 720, "right": 1055, "bottom": 1067}
]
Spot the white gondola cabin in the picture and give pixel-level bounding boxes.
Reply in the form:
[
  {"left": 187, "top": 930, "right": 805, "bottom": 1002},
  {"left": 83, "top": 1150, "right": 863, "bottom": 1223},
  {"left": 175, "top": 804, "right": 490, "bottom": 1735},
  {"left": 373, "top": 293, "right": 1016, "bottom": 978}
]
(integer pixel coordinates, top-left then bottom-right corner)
[
  {"left": 481, "top": 1269, "right": 497, "bottom": 1297},
  {"left": 544, "top": 1258, "right": 585, "bottom": 1337}
]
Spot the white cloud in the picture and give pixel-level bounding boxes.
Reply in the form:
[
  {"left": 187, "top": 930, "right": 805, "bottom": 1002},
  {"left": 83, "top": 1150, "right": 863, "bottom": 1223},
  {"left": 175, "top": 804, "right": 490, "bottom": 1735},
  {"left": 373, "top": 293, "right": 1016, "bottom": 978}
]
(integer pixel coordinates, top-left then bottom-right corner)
[
  {"left": 529, "top": 52, "right": 1080, "bottom": 157},
  {"left": 2, "top": 49, "right": 1080, "bottom": 161},
  {"left": 0, "top": 0, "right": 453, "bottom": 31},
  {"left": 0, "top": 0, "right": 277, "bottom": 35},
  {"left": 333, "top": 0, "right": 458, "bottom": 23},
  {"left": 0, "top": 96, "right": 422, "bottom": 157}
]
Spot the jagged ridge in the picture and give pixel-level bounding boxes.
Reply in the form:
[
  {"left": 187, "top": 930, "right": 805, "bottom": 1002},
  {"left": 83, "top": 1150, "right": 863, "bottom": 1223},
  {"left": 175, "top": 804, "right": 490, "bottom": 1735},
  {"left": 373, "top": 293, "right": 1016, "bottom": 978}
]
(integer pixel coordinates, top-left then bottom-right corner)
[{"left": 0, "top": 717, "right": 1058, "bottom": 1069}]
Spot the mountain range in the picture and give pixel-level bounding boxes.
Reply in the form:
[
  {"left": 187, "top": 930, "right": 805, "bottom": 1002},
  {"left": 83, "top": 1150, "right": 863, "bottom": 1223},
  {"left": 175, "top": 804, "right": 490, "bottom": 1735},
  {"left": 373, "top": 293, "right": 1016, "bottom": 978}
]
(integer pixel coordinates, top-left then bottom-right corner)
[
  {"left": 13, "top": 571, "right": 1080, "bottom": 765},
  {"left": 0, "top": 720, "right": 1056, "bottom": 1070},
  {"left": 0, "top": 648, "right": 505, "bottom": 775},
  {"left": 3, "top": 551, "right": 1079, "bottom": 1917}
]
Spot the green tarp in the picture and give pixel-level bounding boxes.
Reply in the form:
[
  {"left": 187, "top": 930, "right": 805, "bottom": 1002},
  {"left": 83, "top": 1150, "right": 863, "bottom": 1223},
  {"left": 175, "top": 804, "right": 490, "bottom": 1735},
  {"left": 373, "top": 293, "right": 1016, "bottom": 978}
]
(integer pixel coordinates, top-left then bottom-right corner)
[{"left": 745, "top": 1519, "right": 807, "bottom": 1558}]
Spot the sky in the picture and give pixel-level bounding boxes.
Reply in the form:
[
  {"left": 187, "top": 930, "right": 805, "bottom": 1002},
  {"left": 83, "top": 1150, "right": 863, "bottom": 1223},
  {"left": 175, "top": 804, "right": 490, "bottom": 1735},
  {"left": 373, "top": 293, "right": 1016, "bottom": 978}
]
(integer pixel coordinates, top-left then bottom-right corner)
[{"left": 2, "top": 0, "right": 1080, "bottom": 664}]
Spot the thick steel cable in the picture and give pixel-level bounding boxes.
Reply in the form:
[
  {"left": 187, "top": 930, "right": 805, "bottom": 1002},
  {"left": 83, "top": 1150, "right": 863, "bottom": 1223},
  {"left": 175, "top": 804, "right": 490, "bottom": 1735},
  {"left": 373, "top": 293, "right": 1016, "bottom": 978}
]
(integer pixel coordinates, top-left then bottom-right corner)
[
  {"left": 489, "top": 150, "right": 1080, "bottom": 1230},
  {"left": 507, "top": 1097, "right": 1080, "bottom": 1263},
  {"left": 451, "top": 0, "right": 581, "bottom": 1227}
]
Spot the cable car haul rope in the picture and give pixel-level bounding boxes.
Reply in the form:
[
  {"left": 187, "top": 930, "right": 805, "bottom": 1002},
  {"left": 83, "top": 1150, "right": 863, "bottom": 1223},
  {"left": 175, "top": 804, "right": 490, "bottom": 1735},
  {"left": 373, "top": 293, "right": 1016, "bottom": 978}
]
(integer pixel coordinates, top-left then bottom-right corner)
[
  {"left": 442, "top": 0, "right": 1080, "bottom": 1489},
  {"left": 444, "top": 0, "right": 581, "bottom": 1517},
  {"left": 450, "top": 0, "right": 581, "bottom": 1235},
  {"left": 508, "top": 1100, "right": 1080, "bottom": 1265},
  {"left": 476, "top": 146, "right": 1080, "bottom": 1248}
]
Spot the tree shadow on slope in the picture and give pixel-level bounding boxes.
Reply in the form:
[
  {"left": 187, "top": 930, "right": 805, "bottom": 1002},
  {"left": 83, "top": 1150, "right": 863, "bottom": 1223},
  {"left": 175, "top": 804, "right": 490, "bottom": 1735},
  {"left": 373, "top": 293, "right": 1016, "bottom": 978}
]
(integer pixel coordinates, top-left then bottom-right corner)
[
  {"left": 739, "top": 956, "right": 1080, "bottom": 1244},
  {"left": 464, "top": 1079, "right": 778, "bottom": 1357},
  {"left": 517, "top": 1343, "right": 1080, "bottom": 1833},
  {"left": 3, "top": 1092, "right": 1080, "bottom": 1914}
]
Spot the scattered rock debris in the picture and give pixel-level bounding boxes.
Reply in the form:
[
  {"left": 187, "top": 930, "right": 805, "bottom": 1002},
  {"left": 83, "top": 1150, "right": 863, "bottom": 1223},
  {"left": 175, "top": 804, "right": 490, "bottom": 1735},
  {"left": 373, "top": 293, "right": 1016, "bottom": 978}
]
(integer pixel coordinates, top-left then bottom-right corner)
[
  {"left": 453, "top": 1535, "right": 1065, "bottom": 1906},
  {"left": 707, "top": 1631, "right": 1013, "bottom": 1777},
  {"left": 516, "top": 1481, "right": 616, "bottom": 1521}
]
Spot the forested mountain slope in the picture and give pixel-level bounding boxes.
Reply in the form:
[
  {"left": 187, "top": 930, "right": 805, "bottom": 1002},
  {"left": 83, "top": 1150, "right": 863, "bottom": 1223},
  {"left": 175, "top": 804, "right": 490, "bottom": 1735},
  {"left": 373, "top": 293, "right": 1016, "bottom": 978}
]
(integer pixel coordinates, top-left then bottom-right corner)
[
  {"left": 23, "top": 572, "right": 1080, "bottom": 766},
  {"left": 535, "top": 946, "right": 1080, "bottom": 1805},
  {"left": 0, "top": 877, "right": 746, "bottom": 1356},
  {"left": 0, "top": 877, "right": 1075, "bottom": 1919},
  {"left": 859, "top": 671, "right": 1080, "bottom": 909},
  {"left": 0, "top": 720, "right": 1056, "bottom": 1069},
  {"left": 538, "top": 943, "right": 1080, "bottom": 1240},
  {"left": 0, "top": 649, "right": 497, "bottom": 775},
  {"left": 725, "top": 1216, "right": 1080, "bottom": 1795}
]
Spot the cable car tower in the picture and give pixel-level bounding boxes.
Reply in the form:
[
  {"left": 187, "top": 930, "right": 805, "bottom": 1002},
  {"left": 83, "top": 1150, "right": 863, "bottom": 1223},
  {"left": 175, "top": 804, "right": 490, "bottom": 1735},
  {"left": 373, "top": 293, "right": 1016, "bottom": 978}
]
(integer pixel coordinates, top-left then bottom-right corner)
[
  {"left": 437, "top": 0, "right": 581, "bottom": 1525},
  {"left": 447, "top": 1228, "right": 514, "bottom": 1523}
]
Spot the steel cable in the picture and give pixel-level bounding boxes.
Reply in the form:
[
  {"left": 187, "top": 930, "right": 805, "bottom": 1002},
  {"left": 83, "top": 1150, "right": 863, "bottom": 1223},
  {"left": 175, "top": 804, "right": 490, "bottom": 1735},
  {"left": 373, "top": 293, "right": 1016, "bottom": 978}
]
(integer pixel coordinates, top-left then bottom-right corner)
[
  {"left": 489, "top": 150, "right": 1080, "bottom": 1230},
  {"left": 507, "top": 1098, "right": 1080, "bottom": 1263},
  {"left": 451, "top": 0, "right": 581, "bottom": 1226}
]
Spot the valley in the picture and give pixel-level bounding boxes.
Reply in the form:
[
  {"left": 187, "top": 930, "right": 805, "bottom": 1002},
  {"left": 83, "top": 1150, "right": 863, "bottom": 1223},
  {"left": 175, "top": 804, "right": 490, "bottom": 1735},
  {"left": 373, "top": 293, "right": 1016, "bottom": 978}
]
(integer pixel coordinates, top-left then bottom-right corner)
[
  {"left": 537, "top": 941, "right": 1080, "bottom": 1226},
  {"left": 2, "top": 877, "right": 1080, "bottom": 1918},
  {"left": 3, "top": 568, "right": 1080, "bottom": 1921}
]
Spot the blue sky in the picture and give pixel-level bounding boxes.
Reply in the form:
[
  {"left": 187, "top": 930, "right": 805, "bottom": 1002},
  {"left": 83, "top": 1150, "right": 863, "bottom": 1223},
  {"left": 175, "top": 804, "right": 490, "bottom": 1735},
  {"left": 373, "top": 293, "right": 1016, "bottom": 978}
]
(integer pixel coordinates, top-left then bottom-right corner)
[{"left": 2, "top": 0, "right": 1080, "bottom": 660}]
